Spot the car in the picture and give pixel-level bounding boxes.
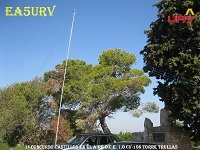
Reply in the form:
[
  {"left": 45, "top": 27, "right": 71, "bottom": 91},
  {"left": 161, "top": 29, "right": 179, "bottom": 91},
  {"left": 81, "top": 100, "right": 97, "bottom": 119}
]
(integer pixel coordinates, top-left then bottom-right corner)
[
  {"left": 100, "top": 141, "right": 160, "bottom": 150},
  {"left": 51, "top": 133, "right": 120, "bottom": 150}
]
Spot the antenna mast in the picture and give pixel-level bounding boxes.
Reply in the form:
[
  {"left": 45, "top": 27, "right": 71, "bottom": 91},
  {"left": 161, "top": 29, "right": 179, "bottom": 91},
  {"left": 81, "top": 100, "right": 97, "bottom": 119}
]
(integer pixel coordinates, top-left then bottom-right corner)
[{"left": 54, "top": 9, "right": 76, "bottom": 146}]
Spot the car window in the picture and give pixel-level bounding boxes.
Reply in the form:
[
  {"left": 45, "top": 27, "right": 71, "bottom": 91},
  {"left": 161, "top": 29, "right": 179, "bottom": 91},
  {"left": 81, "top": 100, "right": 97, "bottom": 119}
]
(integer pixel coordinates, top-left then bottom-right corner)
[
  {"left": 98, "top": 136, "right": 109, "bottom": 145},
  {"left": 84, "top": 136, "right": 98, "bottom": 146},
  {"left": 67, "top": 135, "right": 88, "bottom": 145},
  {"left": 109, "top": 135, "right": 119, "bottom": 142}
]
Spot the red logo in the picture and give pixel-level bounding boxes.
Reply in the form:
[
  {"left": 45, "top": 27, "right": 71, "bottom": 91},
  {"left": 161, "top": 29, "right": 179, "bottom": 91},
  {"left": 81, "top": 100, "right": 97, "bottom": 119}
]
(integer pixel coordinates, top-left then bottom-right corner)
[{"left": 167, "top": 8, "right": 195, "bottom": 23}]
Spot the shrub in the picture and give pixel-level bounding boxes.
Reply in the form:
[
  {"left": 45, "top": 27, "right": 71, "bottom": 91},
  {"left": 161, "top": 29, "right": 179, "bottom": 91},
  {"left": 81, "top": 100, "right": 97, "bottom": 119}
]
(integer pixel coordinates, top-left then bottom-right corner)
[
  {"left": 117, "top": 131, "right": 132, "bottom": 141},
  {"left": 0, "top": 140, "right": 9, "bottom": 150}
]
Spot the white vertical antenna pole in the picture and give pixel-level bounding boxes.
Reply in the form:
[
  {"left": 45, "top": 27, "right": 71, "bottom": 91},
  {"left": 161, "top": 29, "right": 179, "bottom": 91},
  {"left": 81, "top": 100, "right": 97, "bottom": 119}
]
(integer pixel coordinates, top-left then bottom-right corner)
[{"left": 55, "top": 9, "right": 76, "bottom": 146}]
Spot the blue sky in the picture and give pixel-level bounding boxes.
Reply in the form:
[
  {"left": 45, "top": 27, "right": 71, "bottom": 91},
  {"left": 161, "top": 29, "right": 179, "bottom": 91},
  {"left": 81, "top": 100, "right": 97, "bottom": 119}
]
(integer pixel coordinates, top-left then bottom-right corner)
[{"left": 0, "top": 0, "right": 164, "bottom": 133}]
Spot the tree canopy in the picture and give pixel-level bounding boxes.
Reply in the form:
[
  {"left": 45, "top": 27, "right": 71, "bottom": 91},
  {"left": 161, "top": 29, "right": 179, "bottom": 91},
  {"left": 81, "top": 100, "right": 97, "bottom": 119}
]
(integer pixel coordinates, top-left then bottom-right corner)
[
  {"left": 44, "top": 49, "right": 158, "bottom": 133},
  {"left": 140, "top": 0, "right": 200, "bottom": 141},
  {"left": 0, "top": 78, "right": 51, "bottom": 146}
]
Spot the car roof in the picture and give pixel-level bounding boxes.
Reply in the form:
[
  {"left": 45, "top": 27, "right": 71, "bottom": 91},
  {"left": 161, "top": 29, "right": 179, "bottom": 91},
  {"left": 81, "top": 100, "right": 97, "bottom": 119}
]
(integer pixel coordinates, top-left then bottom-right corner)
[{"left": 77, "top": 133, "right": 118, "bottom": 136}]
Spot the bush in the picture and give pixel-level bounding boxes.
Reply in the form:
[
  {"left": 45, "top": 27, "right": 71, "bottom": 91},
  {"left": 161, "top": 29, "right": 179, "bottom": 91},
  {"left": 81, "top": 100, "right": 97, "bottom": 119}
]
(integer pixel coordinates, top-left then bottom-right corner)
[
  {"left": 0, "top": 141, "right": 9, "bottom": 150},
  {"left": 117, "top": 131, "right": 132, "bottom": 141}
]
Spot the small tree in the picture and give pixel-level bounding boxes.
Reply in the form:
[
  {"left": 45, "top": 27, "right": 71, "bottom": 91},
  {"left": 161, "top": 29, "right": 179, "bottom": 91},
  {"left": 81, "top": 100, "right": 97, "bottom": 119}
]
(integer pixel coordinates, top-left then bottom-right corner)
[
  {"left": 51, "top": 116, "right": 73, "bottom": 144},
  {"left": 0, "top": 78, "right": 47, "bottom": 146}
]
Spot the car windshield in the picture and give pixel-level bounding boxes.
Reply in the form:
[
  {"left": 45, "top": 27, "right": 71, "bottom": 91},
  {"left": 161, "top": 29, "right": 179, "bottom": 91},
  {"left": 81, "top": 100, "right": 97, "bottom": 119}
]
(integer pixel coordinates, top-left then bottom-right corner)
[{"left": 67, "top": 135, "right": 88, "bottom": 145}]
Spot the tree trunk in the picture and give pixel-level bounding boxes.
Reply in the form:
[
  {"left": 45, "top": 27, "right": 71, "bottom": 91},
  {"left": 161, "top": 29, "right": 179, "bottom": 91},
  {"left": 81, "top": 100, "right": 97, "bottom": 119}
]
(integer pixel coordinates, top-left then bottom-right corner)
[{"left": 99, "top": 116, "right": 111, "bottom": 134}]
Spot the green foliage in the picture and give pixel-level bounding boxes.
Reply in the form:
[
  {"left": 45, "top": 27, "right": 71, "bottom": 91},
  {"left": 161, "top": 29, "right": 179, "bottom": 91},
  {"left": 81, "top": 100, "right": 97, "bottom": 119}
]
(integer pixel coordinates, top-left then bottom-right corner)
[
  {"left": 175, "top": 120, "right": 184, "bottom": 127},
  {"left": 0, "top": 138, "right": 9, "bottom": 150},
  {"left": 117, "top": 131, "right": 132, "bottom": 141},
  {"left": 44, "top": 49, "right": 155, "bottom": 133},
  {"left": 0, "top": 77, "right": 49, "bottom": 146},
  {"left": 142, "top": 102, "right": 159, "bottom": 113},
  {"left": 140, "top": 0, "right": 200, "bottom": 142},
  {"left": 131, "top": 102, "right": 159, "bottom": 118},
  {"left": 0, "top": 143, "right": 9, "bottom": 150},
  {"left": 131, "top": 109, "right": 144, "bottom": 118},
  {"left": 192, "top": 140, "right": 200, "bottom": 150}
]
